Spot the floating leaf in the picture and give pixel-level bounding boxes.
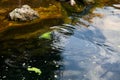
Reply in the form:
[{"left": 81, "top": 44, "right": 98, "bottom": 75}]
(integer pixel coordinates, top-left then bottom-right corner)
[
  {"left": 27, "top": 67, "right": 42, "bottom": 75},
  {"left": 39, "top": 32, "right": 51, "bottom": 40}
]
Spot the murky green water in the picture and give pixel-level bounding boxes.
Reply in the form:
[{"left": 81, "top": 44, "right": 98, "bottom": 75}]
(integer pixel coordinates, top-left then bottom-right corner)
[{"left": 0, "top": 1, "right": 120, "bottom": 80}]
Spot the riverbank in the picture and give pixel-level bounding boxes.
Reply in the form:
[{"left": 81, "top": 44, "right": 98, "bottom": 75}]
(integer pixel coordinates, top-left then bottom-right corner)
[{"left": 0, "top": 0, "right": 119, "bottom": 40}]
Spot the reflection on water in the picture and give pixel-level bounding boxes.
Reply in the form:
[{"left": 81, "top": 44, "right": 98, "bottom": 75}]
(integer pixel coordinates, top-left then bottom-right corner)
[
  {"left": 92, "top": 6, "right": 120, "bottom": 48},
  {"left": 0, "top": 38, "right": 63, "bottom": 80},
  {"left": 60, "top": 4, "right": 120, "bottom": 80},
  {"left": 0, "top": 2, "right": 120, "bottom": 80}
]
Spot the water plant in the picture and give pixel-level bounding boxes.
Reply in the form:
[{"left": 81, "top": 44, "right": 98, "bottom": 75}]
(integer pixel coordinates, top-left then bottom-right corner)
[
  {"left": 39, "top": 32, "right": 52, "bottom": 40},
  {"left": 27, "top": 66, "right": 42, "bottom": 75}
]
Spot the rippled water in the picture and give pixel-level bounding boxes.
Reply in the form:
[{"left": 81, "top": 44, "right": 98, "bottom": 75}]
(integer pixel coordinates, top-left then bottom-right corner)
[
  {"left": 0, "top": 2, "right": 120, "bottom": 80},
  {"left": 60, "top": 5, "right": 120, "bottom": 80}
]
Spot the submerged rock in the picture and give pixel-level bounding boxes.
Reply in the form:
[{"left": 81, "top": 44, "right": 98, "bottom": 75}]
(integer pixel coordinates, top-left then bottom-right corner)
[{"left": 9, "top": 5, "right": 39, "bottom": 21}]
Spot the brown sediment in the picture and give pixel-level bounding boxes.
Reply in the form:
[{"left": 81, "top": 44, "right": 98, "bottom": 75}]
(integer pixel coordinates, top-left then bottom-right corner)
[{"left": 0, "top": 0, "right": 119, "bottom": 40}]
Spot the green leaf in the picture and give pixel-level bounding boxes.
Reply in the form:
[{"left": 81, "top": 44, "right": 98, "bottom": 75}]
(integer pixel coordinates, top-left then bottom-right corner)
[
  {"left": 39, "top": 32, "right": 51, "bottom": 40},
  {"left": 27, "top": 67, "right": 42, "bottom": 75}
]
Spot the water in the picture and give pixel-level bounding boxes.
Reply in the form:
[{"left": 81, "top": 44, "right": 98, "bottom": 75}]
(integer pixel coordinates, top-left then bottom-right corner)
[
  {"left": 0, "top": 38, "right": 63, "bottom": 80},
  {"left": 0, "top": 2, "right": 120, "bottom": 80},
  {"left": 18, "top": 0, "right": 22, "bottom": 7},
  {"left": 60, "top": 5, "right": 120, "bottom": 80}
]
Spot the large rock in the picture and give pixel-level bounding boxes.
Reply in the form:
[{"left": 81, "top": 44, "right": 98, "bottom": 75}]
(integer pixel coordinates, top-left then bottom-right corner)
[{"left": 9, "top": 5, "right": 39, "bottom": 21}]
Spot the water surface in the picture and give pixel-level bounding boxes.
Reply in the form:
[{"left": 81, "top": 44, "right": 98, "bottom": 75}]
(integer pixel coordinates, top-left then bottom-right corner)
[{"left": 0, "top": 2, "right": 120, "bottom": 80}]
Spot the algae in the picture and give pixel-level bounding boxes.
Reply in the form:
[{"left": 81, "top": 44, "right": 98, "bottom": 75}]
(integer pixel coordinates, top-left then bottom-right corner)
[
  {"left": 27, "top": 66, "right": 42, "bottom": 75},
  {"left": 39, "top": 32, "right": 52, "bottom": 40}
]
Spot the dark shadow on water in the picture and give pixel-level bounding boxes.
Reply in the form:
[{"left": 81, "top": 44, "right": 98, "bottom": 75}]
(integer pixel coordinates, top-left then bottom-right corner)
[{"left": 0, "top": 38, "right": 64, "bottom": 80}]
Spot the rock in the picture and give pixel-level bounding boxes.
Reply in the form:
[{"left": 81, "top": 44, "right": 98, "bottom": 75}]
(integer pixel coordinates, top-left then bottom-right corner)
[
  {"left": 113, "top": 4, "right": 120, "bottom": 8},
  {"left": 70, "top": 0, "right": 76, "bottom": 6},
  {"left": 9, "top": 5, "right": 39, "bottom": 21}
]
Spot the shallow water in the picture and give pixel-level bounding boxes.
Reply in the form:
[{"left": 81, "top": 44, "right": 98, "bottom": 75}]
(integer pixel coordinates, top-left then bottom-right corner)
[{"left": 0, "top": 2, "right": 120, "bottom": 80}]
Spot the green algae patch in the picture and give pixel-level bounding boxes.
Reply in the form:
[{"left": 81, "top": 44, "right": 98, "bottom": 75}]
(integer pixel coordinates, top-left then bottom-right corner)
[
  {"left": 39, "top": 32, "right": 52, "bottom": 40},
  {"left": 27, "top": 67, "right": 42, "bottom": 75}
]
